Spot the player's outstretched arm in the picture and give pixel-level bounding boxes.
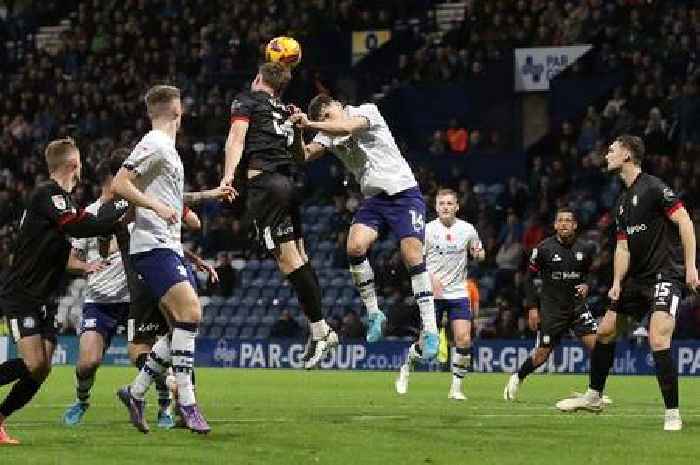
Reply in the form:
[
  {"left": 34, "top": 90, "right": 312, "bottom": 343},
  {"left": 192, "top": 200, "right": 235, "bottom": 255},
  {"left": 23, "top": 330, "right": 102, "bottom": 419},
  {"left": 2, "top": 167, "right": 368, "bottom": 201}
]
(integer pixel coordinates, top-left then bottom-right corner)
[
  {"left": 112, "top": 167, "right": 177, "bottom": 224},
  {"left": 221, "top": 120, "right": 248, "bottom": 190},
  {"left": 66, "top": 248, "right": 108, "bottom": 275},
  {"left": 291, "top": 112, "right": 368, "bottom": 136},
  {"left": 184, "top": 249, "right": 219, "bottom": 284},
  {"left": 184, "top": 186, "right": 235, "bottom": 205},
  {"left": 291, "top": 126, "right": 326, "bottom": 163},
  {"left": 669, "top": 206, "right": 699, "bottom": 292}
]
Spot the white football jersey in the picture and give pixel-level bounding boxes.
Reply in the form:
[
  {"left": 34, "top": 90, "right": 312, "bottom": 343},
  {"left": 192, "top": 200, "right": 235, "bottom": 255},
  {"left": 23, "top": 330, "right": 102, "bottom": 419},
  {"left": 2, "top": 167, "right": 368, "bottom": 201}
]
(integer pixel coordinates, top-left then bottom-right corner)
[
  {"left": 313, "top": 103, "right": 417, "bottom": 197},
  {"left": 424, "top": 218, "right": 481, "bottom": 299},
  {"left": 72, "top": 200, "right": 130, "bottom": 304},
  {"left": 124, "top": 129, "right": 184, "bottom": 257}
]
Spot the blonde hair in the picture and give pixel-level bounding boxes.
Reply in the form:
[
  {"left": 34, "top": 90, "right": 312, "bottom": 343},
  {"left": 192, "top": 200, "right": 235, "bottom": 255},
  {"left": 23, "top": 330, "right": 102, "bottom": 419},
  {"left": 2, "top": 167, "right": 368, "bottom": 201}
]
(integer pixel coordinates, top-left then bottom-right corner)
[
  {"left": 436, "top": 188, "right": 458, "bottom": 200},
  {"left": 44, "top": 138, "right": 78, "bottom": 174},
  {"left": 144, "top": 85, "right": 181, "bottom": 119}
]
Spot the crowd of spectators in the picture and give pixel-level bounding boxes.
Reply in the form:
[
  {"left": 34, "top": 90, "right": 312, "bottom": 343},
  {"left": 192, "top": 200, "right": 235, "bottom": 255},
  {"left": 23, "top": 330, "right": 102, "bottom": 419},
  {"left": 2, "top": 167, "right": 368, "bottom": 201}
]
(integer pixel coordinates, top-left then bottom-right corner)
[{"left": 1, "top": 1, "right": 699, "bottom": 340}]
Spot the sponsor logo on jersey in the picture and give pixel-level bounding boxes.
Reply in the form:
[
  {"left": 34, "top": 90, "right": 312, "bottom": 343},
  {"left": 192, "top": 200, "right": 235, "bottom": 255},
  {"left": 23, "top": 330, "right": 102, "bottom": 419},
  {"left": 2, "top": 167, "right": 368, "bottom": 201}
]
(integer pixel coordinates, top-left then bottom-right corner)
[
  {"left": 552, "top": 254, "right": 562, "bottom": 262},
  {"left": 552, "top": 271, "right": 581, "bottom": 280},
  {"left": 115, "top": 199, "right": 129, "bottom": 209},
  {"left": 575, "top": 252, "right": 583, "bottom": 261},
  {"left": 51, "top": 195, "right": 67, "bottom": 210},
  {"left": 632, "top": 194, "right": 638, "bottom": 206},
  {"left": 663, "top": 188, "right": 675, "bottom": 202},
  {"left": 84, "top": 318, "right": 97, "bottom": 329},
  {"left": 626, "top": 224, "right": 647, "bottom": 235}
]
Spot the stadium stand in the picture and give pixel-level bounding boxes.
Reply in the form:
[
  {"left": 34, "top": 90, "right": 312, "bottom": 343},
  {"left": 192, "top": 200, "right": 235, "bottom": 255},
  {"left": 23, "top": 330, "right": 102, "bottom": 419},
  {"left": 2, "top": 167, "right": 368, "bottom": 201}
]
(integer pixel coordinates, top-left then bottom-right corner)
[{"left": 1, "top": 0, "right": 698, "bottom": 341}]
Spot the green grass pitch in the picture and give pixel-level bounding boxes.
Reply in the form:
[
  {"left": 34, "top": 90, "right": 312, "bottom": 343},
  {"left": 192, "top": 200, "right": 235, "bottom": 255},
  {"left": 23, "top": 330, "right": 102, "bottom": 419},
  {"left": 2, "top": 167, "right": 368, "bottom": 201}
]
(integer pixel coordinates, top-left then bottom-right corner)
[{"left": 1, "top": 367, "right": 698, "bottom": 465}]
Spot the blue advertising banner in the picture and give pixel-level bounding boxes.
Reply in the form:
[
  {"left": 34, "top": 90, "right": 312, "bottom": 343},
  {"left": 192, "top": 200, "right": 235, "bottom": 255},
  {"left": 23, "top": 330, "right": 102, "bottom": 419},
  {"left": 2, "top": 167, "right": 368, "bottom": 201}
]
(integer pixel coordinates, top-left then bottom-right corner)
[{"left": 8, "top": 337, "right": 700, "bottom": 375}]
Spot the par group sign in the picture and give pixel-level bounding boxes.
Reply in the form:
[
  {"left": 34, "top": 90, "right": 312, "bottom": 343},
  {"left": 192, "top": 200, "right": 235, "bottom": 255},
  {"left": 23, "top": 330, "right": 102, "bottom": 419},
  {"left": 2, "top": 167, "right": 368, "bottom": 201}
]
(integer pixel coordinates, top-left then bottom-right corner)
[{"left": 515, "top": 45, "right": 592, "bottom": 91}]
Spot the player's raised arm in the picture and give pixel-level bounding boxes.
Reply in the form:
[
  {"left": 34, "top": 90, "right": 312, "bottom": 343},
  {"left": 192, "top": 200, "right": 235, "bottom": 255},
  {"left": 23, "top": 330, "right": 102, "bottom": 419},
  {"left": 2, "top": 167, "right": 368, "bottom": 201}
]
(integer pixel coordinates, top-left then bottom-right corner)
[
  {"left": 39, "top": 189, "right": 126, "bottom": 238},
  {"left": 221, "top": 119, "right": 248, "bottom": 188},
  {"left": 295, "top": 110, "right": 368, "bottom": 136},
  {"left": 290, "top": 122, "right": 327, "bottom": 162},
  {"left": 183, "top": 186, "right": 235, "bottom": 205}
]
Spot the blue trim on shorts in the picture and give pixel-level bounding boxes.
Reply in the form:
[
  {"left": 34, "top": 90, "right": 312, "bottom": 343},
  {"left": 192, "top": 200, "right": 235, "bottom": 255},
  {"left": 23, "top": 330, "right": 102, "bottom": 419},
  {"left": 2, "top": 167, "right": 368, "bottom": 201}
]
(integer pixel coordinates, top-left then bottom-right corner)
[{"left": 435, "top": 298, "right": 472, "bottom": 325}]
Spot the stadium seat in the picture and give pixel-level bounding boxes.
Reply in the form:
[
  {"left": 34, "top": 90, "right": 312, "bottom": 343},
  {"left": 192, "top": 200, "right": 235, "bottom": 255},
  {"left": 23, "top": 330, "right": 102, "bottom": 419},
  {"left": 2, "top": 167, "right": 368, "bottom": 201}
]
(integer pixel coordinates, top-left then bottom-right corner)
[
  {"left": 239, "top": 326, "right": 255, "bottom": 339},
  {"left": 224, "top": 326, "right": 239, "bottom": 338},
  {"left": 255, "top": 326, "right": 271, "bottom": 338},
  {"left": 208, "top": 326, "right": 223, "bottom": 339}
]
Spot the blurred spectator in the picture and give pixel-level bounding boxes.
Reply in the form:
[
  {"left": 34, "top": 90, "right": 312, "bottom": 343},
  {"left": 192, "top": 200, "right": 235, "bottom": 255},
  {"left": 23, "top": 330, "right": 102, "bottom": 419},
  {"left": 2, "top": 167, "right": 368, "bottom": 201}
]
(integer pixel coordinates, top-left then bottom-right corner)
[
  {"left": 212, "top": 252, "right": 238, "bottom": 297},
  {"left": 270, "top": 309, "right": 301, "bottom": 339},
  {"left": 340, "top": 310, "right": 365, "bottom": 339},
  {"left": 446, "top": 118, "right": 468, "bottom": 153},
  {"left": 428, "top": 130, "right": 447, "bottom": 156}
]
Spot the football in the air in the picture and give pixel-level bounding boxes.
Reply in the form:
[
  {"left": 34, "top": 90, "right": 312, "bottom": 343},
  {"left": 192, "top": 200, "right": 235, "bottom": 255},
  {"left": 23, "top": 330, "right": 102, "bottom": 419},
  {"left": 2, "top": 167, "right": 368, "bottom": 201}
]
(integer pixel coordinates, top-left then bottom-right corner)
[{"left": 265, "top": 36, "right": 302, "bottom": 67}]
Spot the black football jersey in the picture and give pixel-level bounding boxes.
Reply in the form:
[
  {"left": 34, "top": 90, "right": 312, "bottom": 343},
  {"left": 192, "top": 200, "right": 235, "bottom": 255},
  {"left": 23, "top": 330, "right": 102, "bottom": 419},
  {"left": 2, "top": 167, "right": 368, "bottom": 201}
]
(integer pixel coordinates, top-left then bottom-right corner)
[
  {"left": 0, "top": 180, "right": 125, "bottom": 307},
  {"left": 230, "top": 90, "right": 295, "bottom": 172},
  {"left": 614, "top": 173, "right": 684, "bottom": 283},
  {"left": 526, "top": 235, "right": 595, "bottom": 312}
]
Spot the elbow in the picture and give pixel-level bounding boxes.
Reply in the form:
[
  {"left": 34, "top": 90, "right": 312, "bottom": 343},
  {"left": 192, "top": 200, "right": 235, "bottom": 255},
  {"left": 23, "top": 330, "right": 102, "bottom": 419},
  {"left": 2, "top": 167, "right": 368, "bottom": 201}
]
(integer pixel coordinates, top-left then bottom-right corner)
[{"left": 189, "top": 219, "right": 202, "bottom": 232}]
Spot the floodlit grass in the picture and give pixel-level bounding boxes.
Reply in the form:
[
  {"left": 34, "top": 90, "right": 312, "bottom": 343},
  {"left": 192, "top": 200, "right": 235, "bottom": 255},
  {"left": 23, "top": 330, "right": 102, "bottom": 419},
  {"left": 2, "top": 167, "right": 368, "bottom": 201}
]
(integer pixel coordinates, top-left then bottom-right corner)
[{"left": 1, "top": 367, "right": 698, "bottom": 465}]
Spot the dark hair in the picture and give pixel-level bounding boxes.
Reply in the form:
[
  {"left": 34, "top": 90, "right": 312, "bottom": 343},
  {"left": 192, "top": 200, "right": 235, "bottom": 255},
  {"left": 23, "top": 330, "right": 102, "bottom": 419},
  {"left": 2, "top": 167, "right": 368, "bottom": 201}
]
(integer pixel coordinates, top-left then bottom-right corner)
[
  {"left": 308, "top": 94, "right": 333, "bottom": 121},
  {"left": 555, "top": 206, "right": 577, "bottom": 221},
  {"left": 97, "top": 147, "right": 129, "bottom": 182},
  {"left": 259, "top": 62, "right": 292, "bottom": 95},
  {"left": 615, "top": 134, "right": 645, "bottom": 166}
]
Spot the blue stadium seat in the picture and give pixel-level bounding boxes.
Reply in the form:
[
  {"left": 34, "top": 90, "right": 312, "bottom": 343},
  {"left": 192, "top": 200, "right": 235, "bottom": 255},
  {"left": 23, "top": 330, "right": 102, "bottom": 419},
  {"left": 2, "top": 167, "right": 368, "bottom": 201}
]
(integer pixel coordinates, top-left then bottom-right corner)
[
  {"left": 245, "top": 259, "right": 262, "bottom": 270},
  {"left": 243, "top": 288, "right": 261, "bottom": 300},
  {"left": 255, "top": 326, "right": 271, "bottom": 338},
  {"left": 241, "top": 296, "right": 257, "bottom": 307},
  {"left": 208, "top": 326, "right": 223, "bottom": 339},
  {"left": 239, "top": 326, "right": 255, "bottom": 339},
  {"left": 262, "top": 315, "right": 276, "bottom": 325},
  {"left": 214, "top": 315, "right": 229, "bottom": 325},
  {"left": 225, "top": 326, "right": 239, "bottom": 338},
  {"left": 229, "top": 315, "right": 245, "bottom": 326},
  {"left": 319, "top": 205, "right": 335, "bottom": 216},
  {"left": 261, "top": 260, "right": 277, "bottom": 270},
  {"left": 261, "top": 286, "right": 277, "bottom": 299},
  {"left": 225, "top": 295, "right": 241, "bottom": 306},
  {"left": 330, "top": 277, "right": 345, "bottom": 287}
]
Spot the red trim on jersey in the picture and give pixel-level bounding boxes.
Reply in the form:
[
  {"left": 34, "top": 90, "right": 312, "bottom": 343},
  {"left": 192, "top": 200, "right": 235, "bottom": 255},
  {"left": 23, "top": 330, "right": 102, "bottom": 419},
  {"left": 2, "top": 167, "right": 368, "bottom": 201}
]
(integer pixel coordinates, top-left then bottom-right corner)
[
  {"left": 528, "top": 264, "right": 539, "bottom": 273},
  {"left": 230, "top": 116, "right": 250, "bottom": 124},
  {"left": 57, "top": 209, "right": 89, "bottom": 229},
  {"left": 616, "top": 231, "right": 628, "bottom": 241},
  {"left": 182, "top": 206, "right": 191, "bottom": 220},
  {"left": 666, "top": 200, "right": 683, "bottom": 217}
]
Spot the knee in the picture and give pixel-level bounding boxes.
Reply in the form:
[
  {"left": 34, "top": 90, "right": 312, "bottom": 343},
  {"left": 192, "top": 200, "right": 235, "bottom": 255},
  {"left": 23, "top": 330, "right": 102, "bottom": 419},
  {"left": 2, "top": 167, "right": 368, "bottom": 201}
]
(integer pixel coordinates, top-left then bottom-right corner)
[
  {"left": 533, "top": 348, "right": 551, "bottom": 366},
  {"left": 78, "top": 356, "right": 101, "bottom": 375},
  {"left": 649, "top": 332, "right": 671, "bottom": 351},
  {"left": 401, "top": 239, "right": 423, "bottom": 267},
  {"left": 171, "top": 297, "right": 201, "bottom": 322},
  {"left": 26, "top": 360, "right": 51, "bottom": 382},
  {"left": 596, "top": 327, "right": 616, "bottom": 344},
  {"left": 346, "top": 239, "right": 368, "bottom": 258},
  {"left": 453, "top": 332, "right": 471, "bottom": 348}
]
